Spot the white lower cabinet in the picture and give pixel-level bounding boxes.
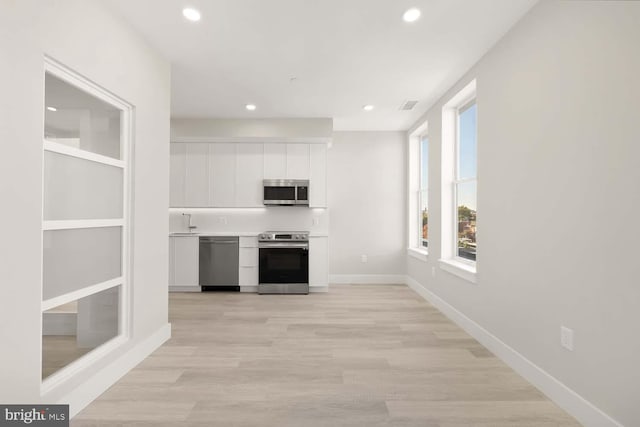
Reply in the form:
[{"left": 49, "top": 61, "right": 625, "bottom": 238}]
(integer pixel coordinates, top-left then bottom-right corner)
[
  {"left": 309, "top": 236, "right": 328, "bottom": 288},
  {"left": 239, "top": 236, "right": 259, "bottom": 289},
  {"left": 169, "top": 236, "right": 199, "bottom": 290}
]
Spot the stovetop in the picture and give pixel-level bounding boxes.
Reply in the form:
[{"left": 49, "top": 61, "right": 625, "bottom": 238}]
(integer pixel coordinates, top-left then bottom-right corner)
[{"left": 258, "top": 231, "right": 309, "bottom": 242}]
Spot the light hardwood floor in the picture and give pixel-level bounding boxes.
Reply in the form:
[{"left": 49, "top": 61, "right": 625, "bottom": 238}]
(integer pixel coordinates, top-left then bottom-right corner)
[{"left": 72, "top": 284, "right": 581, "bottom": 426}]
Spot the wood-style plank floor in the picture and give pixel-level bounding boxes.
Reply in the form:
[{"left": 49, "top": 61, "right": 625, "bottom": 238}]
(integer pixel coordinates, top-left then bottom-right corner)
[{"left": 72, "top": 284, "right": 581, "bottom": 426}]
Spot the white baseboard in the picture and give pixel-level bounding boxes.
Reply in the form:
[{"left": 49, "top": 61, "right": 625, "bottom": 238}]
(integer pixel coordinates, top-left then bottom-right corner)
[
  {"left": 64, "top": 323, "right": 171, "bottom": 418},
  {"left": 329, "top": 274, "right": 406, "bottom": 285},
  {"left": 309, "top": 285, "right": 329, "bottom": 293},
  {"left": 404, "top": 276, "right": 622, "bottom": 427}
]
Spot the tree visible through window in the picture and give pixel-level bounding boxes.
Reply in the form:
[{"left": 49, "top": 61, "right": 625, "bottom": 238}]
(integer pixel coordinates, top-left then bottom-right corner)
[
  {"left": 420, "top": 136, "right": 429, "bottom": 248},
  {"left": 456, "top": 102, "right": 477, "bottom": 261}
]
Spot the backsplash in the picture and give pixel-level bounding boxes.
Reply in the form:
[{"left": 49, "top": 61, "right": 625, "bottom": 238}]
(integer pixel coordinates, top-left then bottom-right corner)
[{"left": 169, "top": 207, "right": 329, "bottom": 235}]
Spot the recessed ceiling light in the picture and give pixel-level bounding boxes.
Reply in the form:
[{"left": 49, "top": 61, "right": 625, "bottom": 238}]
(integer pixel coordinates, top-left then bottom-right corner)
[
  {"left": 403, "top": 7, "right": 421, "bottom": 23},
  {"left": 245, "top": 104, "right": 257, "bottom": 111},
  {"left": 182, "top": 8, "right": 201, "bottom": 22},
  {"left": 46, "top": 106, "right": 57, "bottom": 112},
  {"left": 363, "top": 105, "right": 374, "bottom": 112}
]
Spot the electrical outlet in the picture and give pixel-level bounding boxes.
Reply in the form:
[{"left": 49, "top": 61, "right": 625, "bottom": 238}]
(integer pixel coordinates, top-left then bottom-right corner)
[
  {"left": 361, "top": 255, "right": 368, "bottom": 263},
  {"left": 312, "top": 218, "right": 319, "bottom": 226},
  {"left": 560, "top": 326, "right": 574, "bottom": 351},
  {"left": 431, "top": 266, "right": 436, "bottom": 277}
]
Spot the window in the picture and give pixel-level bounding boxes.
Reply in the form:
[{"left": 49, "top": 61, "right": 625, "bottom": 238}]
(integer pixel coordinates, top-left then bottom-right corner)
[
  {"left": 455, "top": 101, "right": 477, "bottom": 262},
  {"left": 419, "top": 136, "right": 429, "bottom": 249},
  {"left": 440, "top": 80, "right": 477, "bottom": 281},
  {"left": 408, "top": 121, "right": 429, "bottom": 259},
  {"left": 41, "top": 59, "right": 132, "bottom": 388}
]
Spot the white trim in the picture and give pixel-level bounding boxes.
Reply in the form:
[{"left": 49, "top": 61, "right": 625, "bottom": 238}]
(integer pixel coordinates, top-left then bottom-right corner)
[
  {"left": 44, "top": 56, "right": 131, "bottom": 109},
  {"left": 438, "top": 258, "right": 477, "bottom": 284},
  {"left": 42, "top": 277, "right": 123, "bottom": 311},
  {"left": 172, "top": 136, "right": 332, "bottom": 144},
  {"left": 43, "top": 58, "right": 135, "bottom": 395},
  {"left": 41, "top": 334, "right": 127, "bottom": 395},
  {"left": 407, "top": 247, "right": 428, "bottom": 262},
  {"left": 43, "top": 219, "right": 124, "bottom": 231},
  {"left": 309, "top": 285, "right": 329, "bottom": 293},
  {"left": 329, "top": 274, "right": 406, "bottom": 285},
  {"left": 404, "top": 276, "right": 623, "bottom": 427},
  {"left": 59, "top": 323, "right": 171, "bottom": 418},
  {"left": 43, "top": 140, "right": 125, "bottom": 169}
]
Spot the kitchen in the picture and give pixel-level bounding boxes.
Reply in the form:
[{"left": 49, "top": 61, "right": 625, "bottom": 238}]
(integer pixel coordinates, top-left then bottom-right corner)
[{"left": 167, "top": 126, "right": 330, "bottom": 294}]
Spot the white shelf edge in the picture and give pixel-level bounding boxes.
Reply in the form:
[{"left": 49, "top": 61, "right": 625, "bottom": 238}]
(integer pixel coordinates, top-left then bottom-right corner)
[
  {"left": 43, "top": 219, "right": 124, "bottom": 231},
  {"left": 43, "top": 140, "right": 125, "bottom": 169},
  {"left": 42, "top": 277, "right": 123, "bottom": 311}
]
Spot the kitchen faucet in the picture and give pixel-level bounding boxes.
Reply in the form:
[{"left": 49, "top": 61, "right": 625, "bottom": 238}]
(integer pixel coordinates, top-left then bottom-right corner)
[{"left": 182, "top": 213, "right": 197, "bottom": 233}]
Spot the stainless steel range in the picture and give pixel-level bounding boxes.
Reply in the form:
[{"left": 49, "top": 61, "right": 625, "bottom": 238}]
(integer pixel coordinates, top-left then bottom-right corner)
[{"left": 258, "top": 231, "right": 309, "bottom": 294}]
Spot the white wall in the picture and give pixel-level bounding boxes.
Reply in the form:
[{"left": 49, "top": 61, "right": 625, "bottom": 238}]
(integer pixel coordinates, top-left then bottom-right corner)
[
  {"left": 0, "top": 0, "right": 170, "bottom": 415},
  {"left": 171, "top": 118, "right": 333, "bottom": 140},
  {"left": 407, "top": 2, "right": 640, "bottom": 426},
  {"left": 329, "top": 132, "right": 406, "bottom": 280}
]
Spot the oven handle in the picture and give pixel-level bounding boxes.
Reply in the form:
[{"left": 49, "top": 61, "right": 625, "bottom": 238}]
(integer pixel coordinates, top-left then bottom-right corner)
[{"left": 259, "top": 242, "right": 309, "bottom": 249}]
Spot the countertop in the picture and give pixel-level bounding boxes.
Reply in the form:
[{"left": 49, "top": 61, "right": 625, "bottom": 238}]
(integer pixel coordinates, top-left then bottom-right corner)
[{"left": 169, "top": 231, "right": 328, "bottom": 237}]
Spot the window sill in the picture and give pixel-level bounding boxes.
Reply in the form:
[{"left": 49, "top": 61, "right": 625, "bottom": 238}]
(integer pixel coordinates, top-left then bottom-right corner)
[
  {"left": 407, "top": 248, "right": 428, "bottom": 262},
  {"left": 438, "top": 258, "right": 477, "bottom": 284}
]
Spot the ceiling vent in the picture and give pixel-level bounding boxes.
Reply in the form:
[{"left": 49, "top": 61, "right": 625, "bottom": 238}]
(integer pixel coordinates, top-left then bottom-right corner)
[{"left": 399, "top": 100, "right": 418, "bottom": 111}]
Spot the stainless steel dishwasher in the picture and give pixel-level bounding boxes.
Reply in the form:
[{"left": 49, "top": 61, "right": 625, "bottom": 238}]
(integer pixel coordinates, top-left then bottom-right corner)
[{"left": 199, "top": 236, "right": 239, "bottom": 291}]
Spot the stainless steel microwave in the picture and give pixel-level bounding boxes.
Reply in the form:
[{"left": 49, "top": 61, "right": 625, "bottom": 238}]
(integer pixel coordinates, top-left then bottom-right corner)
[{"left": 263, "top": 179, "right": 309, "bottom": 206}]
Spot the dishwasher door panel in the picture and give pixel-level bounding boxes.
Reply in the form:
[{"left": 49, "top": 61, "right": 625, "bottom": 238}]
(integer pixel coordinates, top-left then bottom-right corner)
[{"left": 199, "top": 237, "right": 239, "bottom": 286}]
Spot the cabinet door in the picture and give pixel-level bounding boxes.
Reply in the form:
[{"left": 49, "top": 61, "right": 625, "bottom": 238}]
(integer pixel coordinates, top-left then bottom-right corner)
[
  {"left": 286, "top": 143, "right": 310, "bottom": 179},
  {"left": 264, "top": 143, "right": 287, "bottom": 179},
  {"left": 309, "top": 237, "right": 328, "bottom": 287},
  {"left": 309, "top": 144, "right": 327, "bottom": 208},
  {"left": 184, "top": 143, "right": 209, "bottom": 207},
  {"left": 171, "top": 236, "right": 199, "bottom": 286},
  {"left": 236, "top": 143, "right": 264, "bottom": 207},
  {"left": 169, "top": 143, "right": 186, "bottom": 207},
  {"left": 209, "top": 143, "right": 236, "bottom": 207}
]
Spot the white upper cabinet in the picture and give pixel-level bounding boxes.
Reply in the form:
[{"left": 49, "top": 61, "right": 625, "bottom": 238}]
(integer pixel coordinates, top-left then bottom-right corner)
[
  {"left": 286, "top": 143, "right": 310, "bottom": 179},
  {"left": 169, "top": 143, "right": 186, "bottom": 207},
  {"left": 236, "top": 143, "right": 264, "bottom": 207},
  {"left": 309, "top": 143, "right": 327, "bottom": 208},
  {"left": 184, "top": 143, "right": 209, "bottom": 207},
  {"left": 263, "top": 143, "right": 287, "bottom": 179},
  {"left": 209, "top": 143, "right": 236, "bottom": 207},
  {"left": 170, "top": 141, "right": 328, "bottom": 208}
]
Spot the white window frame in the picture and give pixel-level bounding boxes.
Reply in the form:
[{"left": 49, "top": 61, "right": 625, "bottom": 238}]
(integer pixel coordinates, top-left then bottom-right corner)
[
  {"left": 407, "top": 120, "right": 428, "bottom": 262},
  {"left": 41, "top": 57, "right": 134, "bottom": 393},
  {"left": 440, "top": 80, "right": 477, "bottom": 283}
]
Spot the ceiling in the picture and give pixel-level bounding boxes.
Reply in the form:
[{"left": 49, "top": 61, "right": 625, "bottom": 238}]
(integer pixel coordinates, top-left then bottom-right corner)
[{"left": 105, "top": 0, "right": 537, "bottom": 131}]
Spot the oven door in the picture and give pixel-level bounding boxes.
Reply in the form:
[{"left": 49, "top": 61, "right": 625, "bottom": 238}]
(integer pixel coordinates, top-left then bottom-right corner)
[{"left": 259, "top": 244, "right": 309, "bottom": 284}]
